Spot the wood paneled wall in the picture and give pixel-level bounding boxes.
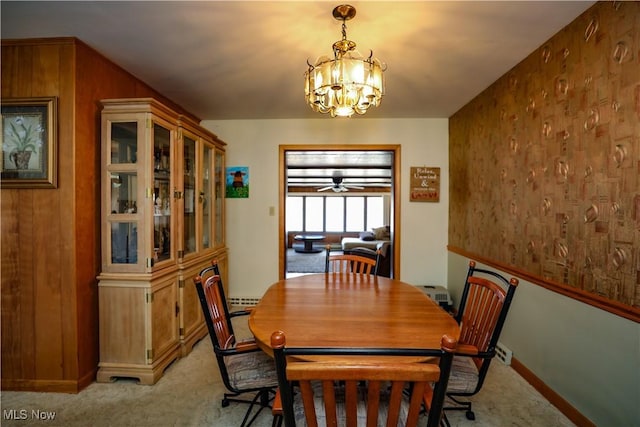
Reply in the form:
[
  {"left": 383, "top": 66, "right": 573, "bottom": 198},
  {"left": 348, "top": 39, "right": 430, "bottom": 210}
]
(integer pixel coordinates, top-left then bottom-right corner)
[
  {"left": 449, "top": 2, "right": 639, "bottom": 321},
  {"left": 1, "top": 38, "right": 197, "bottom": 392}
]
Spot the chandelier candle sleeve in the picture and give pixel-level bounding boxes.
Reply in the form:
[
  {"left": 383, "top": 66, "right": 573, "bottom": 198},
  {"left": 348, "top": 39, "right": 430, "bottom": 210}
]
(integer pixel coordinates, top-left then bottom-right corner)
[{"left": 305, "top": 4, "right": 385, "bottom": 117}]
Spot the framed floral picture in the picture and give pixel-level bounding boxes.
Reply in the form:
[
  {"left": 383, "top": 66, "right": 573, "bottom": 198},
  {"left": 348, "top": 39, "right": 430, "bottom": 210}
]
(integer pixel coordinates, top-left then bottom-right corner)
[{"left": 1, "top": 97, "right": 58, "bottom": 188}]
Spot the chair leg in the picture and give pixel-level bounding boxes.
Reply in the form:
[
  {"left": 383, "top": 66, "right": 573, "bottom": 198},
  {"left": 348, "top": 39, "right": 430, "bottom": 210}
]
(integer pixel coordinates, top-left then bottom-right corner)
[
  {"left": 272, "top": 414, "right": 283, "bottom": 427},
  {"left": 260, "top": 389, "right": 271, "bottom": 407},
  {"left": 441, "top": 411, "right": 451, "bottom": 427},
  {"left": 445, "top": 395, "right": 475, "bottom": 421},
  {"left": 222, "top": 388, "right": 276, "bottom": 427},
  {"left": 241, "top": 389, "right": 276, "bottom": 427}
]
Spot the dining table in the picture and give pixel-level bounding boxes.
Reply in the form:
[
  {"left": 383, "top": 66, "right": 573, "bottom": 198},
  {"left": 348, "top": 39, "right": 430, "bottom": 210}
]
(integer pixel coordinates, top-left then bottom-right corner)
[{"left": 248, "top": 273, "right": 460, "bottom": 360}]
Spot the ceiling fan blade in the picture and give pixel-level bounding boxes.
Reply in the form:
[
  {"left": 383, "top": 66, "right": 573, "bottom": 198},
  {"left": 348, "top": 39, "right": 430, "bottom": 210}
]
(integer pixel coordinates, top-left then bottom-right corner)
[
  {"left": 317, "top": 186, "right": 334, "bottom": 192},
  {"left": 344, "top": 184, "right": 364, "bottom": 190}
]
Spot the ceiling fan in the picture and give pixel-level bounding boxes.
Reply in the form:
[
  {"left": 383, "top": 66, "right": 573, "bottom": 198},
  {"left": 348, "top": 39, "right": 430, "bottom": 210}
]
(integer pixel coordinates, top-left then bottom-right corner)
[{"left": 317, "top": 176, "right": 364, "bottom": 192}]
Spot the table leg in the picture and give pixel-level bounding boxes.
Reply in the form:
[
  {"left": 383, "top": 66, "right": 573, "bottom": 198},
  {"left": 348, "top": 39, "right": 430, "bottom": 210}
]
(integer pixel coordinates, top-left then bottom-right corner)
[{"left": 304, "top": 240, "right": 313, "bottom": 251}]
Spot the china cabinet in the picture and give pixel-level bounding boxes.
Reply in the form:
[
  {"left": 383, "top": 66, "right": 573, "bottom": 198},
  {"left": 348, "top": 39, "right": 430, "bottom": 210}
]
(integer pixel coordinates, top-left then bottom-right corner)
[{"left": 97, "top": 98, "right": 226, "bottom": 384}]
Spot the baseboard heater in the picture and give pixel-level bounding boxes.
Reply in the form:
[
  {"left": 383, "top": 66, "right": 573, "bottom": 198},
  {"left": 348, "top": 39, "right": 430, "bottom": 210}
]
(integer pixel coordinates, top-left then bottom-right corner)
[
  {"left": 229, "top": 296, "right": 261, "bottom": 306},
  {"left": 419, "top": 285, "right": 453, "bottom": 311},
  {"left": 496, "top": 341, "right": 513, "bottom": 365}
]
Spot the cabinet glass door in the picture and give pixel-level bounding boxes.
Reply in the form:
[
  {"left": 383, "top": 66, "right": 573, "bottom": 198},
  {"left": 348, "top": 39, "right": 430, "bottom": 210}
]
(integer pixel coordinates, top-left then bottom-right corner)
[
  {"left": 153, "top": 123, "right": 173, "bottom": 263},
  {"left": 202, "top": 144, "right": 212, "bottom": 249},
  {"left": 182, "top": 135, "right": 197, "bottom": 257},
  {"left": 110, "top": 172, "right": 138, "bottom": 264},
  {"left": 107, "top": 121, "right": 139, "bottom": 266},
  {"left": 214, "top": 150, "right": 224, "bottom": 247},
  {"left": 110, "top": 122, "right": 138, "bottom": 164}
]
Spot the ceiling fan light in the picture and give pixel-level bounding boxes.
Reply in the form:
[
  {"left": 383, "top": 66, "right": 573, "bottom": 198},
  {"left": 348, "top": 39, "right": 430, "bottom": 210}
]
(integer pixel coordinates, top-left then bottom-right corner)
[{"left": 304, "top": 4, "right": 384, "bottom": 118}]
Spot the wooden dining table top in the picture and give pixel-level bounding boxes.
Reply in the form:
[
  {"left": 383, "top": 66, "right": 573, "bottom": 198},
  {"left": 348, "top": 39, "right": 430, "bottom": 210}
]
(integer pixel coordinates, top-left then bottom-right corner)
[{"left": 248, "top": 273, "right": 460, "bottom": 357}]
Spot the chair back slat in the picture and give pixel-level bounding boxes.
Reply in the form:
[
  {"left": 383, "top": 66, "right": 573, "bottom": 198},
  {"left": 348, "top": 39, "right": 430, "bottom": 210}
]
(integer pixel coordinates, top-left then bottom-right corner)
[
  {"left": 365, "top": 381, "right": 380, "bottom": 426},
  {"left": 386, "top": 381, "right": 405, "bottom": 426},
  {"left": 296, "top": 381, "right": 317, "bottom": 427},
  {"left": 323, "top": 381, "right": 339, "bottom": 427},
  {"left": 405, "top": 381, "right": 426, "bottom": 426}
]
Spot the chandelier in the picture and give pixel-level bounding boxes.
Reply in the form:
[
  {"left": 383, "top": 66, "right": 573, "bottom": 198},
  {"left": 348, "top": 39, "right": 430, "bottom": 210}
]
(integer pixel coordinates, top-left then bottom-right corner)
[{"left": 304, "top": 4, "right": 385, "bottom": 117}]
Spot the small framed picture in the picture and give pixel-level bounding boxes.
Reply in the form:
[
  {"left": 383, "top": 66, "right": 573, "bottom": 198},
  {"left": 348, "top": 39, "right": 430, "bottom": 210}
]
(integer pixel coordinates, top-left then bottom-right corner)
[
  {"left": 1, "top": 97, "right": 58, "bottom": 188},
  {"left": 226, "top": 166, "right": 249, "bottom": 198}
]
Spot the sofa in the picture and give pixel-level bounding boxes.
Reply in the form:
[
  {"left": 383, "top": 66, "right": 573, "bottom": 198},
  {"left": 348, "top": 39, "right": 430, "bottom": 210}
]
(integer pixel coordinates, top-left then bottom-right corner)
[
  {"left": 341, "top": 226, "right": 392, "bottom": 277},
  {"left": 343, "top": 242, "right": 392, "bottom": 277}
]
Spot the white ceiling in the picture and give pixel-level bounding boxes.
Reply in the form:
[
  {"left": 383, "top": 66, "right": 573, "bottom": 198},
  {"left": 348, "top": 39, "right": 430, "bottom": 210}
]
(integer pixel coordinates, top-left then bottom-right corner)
[{"left": 1, "top": 1, "right": 595, "bottom": 121}]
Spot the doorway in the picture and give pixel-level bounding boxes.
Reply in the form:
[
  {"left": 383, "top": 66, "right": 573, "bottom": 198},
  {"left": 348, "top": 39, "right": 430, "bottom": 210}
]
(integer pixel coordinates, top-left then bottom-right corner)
[{"left": 278, "top": 145, "right": 401, "bottom": 279}]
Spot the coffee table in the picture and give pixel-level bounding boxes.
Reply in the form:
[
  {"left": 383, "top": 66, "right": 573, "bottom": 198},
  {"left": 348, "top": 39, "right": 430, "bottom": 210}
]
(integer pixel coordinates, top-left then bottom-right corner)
[{"left": 293, "top": 234, "right": 325, "bottom": 253}]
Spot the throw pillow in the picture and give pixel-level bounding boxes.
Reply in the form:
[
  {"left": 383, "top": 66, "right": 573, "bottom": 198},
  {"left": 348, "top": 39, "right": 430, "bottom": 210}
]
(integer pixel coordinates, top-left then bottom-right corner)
[
  {"left": 372, "top": 226, "right": 391, "bottom": 240},
  {"left": 359, "top": 231, "right": 375, "bottom": 241}
]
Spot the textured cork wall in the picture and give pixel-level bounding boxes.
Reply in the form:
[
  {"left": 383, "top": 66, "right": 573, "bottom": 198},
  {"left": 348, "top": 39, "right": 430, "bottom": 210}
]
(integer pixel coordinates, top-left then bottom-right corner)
[{"left": 449, "top": 1, "right": 639, "bottom": 315}]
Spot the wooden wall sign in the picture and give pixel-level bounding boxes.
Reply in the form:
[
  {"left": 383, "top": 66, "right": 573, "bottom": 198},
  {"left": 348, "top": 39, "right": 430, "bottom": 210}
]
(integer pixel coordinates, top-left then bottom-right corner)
[{"left": 410, "top": 166, "right": 440, "bottom": 202}]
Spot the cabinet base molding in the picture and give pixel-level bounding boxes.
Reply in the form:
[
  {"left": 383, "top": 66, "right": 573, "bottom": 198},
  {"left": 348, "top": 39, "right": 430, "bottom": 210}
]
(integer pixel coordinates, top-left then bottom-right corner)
[{"left": 96, "top": 346, "right": 180, "bottom": 385}]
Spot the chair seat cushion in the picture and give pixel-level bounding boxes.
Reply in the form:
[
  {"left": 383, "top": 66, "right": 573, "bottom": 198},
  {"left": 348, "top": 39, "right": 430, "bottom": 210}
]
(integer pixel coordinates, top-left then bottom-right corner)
[
  {"left": 224, "top": 350, "right": 278, "bottom": 390},
  {"left": 446, "top": 356, "right": 479, "bottom": 394},
  {"left": 293, "top": 381, "right": 411, "bottom": 427}
]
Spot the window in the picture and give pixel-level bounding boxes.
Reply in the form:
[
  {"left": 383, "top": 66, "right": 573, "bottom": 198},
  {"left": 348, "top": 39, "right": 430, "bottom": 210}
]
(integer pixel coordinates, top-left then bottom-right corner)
[
  {"left": 286, "top": 197, "right": 303, "bottom": 230},
  {"left": 325, "top": 197, "right": 344, "bottom": 231},
  {"left": 345, "top": 197, "right": 364, "bottom": 231},
  {"left": 305, "top": 197, "right": 323, "bottom": 231},
  {"left": 287, "top": 195, "right": 385, "bottom": 232},
  {"left": 367, "top": 197, "right": 384, "bottom": 229}
]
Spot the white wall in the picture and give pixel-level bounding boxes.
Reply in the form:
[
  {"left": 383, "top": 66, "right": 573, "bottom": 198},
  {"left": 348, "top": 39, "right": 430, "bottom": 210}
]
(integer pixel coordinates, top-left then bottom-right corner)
[
  {"left": 202, "top": 118, "right": 449, "bottom": 299},
  {"left": 447, "top": 252, "right": 640, "bottom": 426}
]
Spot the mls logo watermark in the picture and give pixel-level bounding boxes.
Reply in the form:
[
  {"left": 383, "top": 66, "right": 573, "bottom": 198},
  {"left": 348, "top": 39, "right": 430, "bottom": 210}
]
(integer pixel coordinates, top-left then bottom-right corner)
[{"left": 3, "top": 409, "right": 56, "bottom": 421}]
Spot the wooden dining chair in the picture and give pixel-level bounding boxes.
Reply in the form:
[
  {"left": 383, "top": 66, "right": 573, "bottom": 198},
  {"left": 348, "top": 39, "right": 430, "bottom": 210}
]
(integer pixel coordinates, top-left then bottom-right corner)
[
  {"left": 193, "top": 273, "right": 278, "bottom": 427},
  {"left": 325, "top": 245, "right": 380, "bottom": 275},
  {"left": 270, "top": 330, "right": 457, "bottom": 427},
  {"left": 444, "top": 260, "right": 519, "bottom": 424},
  {"left": 198, "top": 260, "right": 254, "bottom": 337}
]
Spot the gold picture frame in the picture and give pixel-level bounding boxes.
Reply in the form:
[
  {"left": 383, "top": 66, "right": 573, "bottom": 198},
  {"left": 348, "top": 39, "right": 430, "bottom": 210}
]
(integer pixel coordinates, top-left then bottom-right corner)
[{"left": 1, "top": 97, "right": 58, "bottom": 188}]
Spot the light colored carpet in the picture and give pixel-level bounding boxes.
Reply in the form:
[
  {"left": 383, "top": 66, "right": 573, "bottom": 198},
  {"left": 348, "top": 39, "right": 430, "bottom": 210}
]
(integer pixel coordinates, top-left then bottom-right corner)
[
  {"left": 1, "top": 315, "right": 575, "bottom": 427},
  {"left": 286, "top": 248, "right": 327, "bottom": 273}
]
